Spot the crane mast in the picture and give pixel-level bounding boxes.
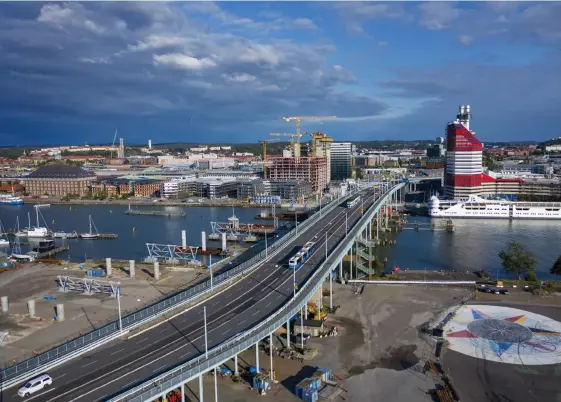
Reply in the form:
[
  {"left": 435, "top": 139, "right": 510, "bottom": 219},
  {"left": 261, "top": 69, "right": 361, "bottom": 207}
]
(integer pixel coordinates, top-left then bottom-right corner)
[{"left": 283, "top": 116, "right": 336, "bottom": 157}]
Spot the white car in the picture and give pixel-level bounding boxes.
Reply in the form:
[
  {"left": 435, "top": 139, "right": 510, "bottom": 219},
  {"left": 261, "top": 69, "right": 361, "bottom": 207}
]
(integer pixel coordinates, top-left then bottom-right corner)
[{"left": 18, "top": 374, "right": 52, "bottom": 398}]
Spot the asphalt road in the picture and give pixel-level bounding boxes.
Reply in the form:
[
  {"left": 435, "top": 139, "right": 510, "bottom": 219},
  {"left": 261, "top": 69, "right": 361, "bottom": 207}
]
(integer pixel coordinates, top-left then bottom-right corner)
[{"left": 3, "top": 188, "right": 379, "bottom": 402}]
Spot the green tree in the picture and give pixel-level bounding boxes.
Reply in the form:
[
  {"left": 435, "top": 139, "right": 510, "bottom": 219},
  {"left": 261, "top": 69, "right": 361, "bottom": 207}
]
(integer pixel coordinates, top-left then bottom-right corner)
[
  {"left": 498, "top": 241, "right": 537, "bottom": 280},
  {"left": 355, "top": 168, "right": 364, "bottom": 180},
  {"left": 551, "top": 256, "right": 561, "bottom": 276}
]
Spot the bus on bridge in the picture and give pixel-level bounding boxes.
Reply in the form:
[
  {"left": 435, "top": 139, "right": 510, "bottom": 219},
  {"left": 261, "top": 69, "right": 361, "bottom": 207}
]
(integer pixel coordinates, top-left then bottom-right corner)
[{"left": 288, "top": 241, "right": 316, "bottom": 270}]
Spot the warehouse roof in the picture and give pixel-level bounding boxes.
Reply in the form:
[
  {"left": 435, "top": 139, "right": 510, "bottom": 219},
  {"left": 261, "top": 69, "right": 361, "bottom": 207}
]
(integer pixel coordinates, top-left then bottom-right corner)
[{"left": 27, "top": 165, "right": 96, "bottom": 179}]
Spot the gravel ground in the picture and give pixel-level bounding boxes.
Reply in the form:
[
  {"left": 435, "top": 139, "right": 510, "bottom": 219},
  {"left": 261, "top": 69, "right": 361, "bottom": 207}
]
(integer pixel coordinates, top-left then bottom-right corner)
[
  {"left": 0, "top": 261, "right": 204, "bottom": 367},
  {"left": 178, "top": 282, "right": 471, "bottom": 402}
]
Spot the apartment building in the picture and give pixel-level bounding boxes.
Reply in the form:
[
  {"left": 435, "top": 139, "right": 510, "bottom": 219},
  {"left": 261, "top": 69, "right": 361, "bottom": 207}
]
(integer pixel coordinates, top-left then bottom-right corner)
[{"left": 331, "top": 142, "right": 352, "bottom": 181}]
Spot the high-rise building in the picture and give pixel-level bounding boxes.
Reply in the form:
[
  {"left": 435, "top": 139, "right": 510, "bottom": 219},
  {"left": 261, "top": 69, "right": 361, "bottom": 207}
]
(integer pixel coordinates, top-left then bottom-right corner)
[
  {"left": 308, "top": 132, "right": 333, "bottom": 180},
  {"left": 330, "top": 142, "right": 352, "bottom": 181},
  {"left": 444, "top": 105, "right": 483, "bottom": 198},
  {"left": 268, "top": 157, "right": 328, "bottom": 194},
  {"left": 118, "top": 138, "right": 125, "bottom": 158}
]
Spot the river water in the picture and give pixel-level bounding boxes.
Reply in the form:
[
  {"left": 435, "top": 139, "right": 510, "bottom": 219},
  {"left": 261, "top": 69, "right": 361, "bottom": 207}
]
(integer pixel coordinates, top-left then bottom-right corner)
[{"left": 1, "top": 205, "right": 560, "bottom": 280}]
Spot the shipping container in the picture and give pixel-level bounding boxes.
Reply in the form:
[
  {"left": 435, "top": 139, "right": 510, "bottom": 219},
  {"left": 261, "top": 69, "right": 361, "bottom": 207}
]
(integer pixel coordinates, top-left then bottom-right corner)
[
  {"left": 302, "top": 388, "right": 319, "bottom": 402},
  {"left": 317, "top": 367, "right": 331, "bottom": 382},
  {"left": 295, "top": 379, "right": 314, "bottom": 399},
  {"left": 87, "top": 269, "right": 104, "bottom": 277}
]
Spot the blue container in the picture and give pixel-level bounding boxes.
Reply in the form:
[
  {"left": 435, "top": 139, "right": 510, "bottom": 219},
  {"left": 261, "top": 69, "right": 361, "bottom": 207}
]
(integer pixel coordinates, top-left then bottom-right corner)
[
  {"left": 310, "top": 376, "right": 322, "bottom": 390},
  {"left": 318, "top": 367, "right": 331, "bottom": 381},
  {"left": 302, "top": 388, "right": 319, "bottom": 402},
  {"left": 43, "top": 296, "right": 56, "bottom": 301},
  {"left": 330, "top": 271, "right": 337, "bottom": 279},
  {"left": 249, "top": 366, "right": 257, "bottom": 374},
  {"left": 87, "top": 269, "right": 104, "bottom": 277},
  {"left": 295, "top": 379, "right": 314, "bottom": 398}
]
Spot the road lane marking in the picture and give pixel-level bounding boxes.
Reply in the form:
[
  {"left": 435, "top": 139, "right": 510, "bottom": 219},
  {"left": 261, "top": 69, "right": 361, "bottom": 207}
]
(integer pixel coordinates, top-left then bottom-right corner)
[
  {"left": 22, "top": 387, "right": 57, "bottom": 401},
  {"left": 252, "top": 310, "right": 260, "bottom": 316},
  {"left": 47, "top": 192, "right": 372, "bottom": 402},
  {"left": 135, "top": 337, "right": 148, "bottom": 344},
  {"left": 238, "top": 319, "right": 246, "bottom": 326},
  {"left": 265, "top": 302, "right": 271, "bottom": 308},
  {"left": 153, "top": 364, "right": 167, "bottom": 373},
  {"left": 160, "top": 327, "right": 170, "bottom": 333},
  {"left": 55, "top": 373, "right": 67, "bottom": 380},
  {"left": 81, "top": 360, "right": 97, "bottom": 368},
  {"left": 109, "top": 348, "right": 124, "bottom": 356},
  {"left": 179, "top": 351, "right": 192, "bottom": 359}
]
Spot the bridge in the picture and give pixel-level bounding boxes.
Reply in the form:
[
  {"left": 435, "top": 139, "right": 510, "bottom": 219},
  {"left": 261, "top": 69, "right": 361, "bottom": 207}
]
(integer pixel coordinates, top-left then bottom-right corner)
[{"left": 0, "top": 181, "right": 405, "bottom": 402}]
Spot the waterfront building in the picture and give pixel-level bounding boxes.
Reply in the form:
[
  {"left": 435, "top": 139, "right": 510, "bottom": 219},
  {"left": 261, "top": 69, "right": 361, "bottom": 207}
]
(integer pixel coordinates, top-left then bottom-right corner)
[
  {"left": 331, "top": 142, "right": 352, "bottom": 181},
  {"left": 268, "top": 157, "right": 328, "bottom": 193},
  {"left": 237, "top": 180, "right": 313, "bottom": 201},
  {"left": 22, "top": 165, "right": 96, "bottom": 197}
]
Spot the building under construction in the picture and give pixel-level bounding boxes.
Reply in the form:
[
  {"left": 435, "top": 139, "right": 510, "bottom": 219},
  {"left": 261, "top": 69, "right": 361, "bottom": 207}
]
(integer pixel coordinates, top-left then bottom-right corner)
[{"left": 268, "top": 157, "right": 329, "bottom": 194}]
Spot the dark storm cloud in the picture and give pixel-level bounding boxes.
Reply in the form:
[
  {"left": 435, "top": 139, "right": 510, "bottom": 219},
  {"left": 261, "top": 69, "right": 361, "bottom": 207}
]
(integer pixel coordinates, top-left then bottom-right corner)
[{"left": 0, "top": 2, "right": 388, "bottom": 143}]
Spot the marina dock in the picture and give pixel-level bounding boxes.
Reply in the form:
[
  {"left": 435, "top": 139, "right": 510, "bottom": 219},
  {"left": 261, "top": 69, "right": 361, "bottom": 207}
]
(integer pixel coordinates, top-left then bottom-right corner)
[{"left": 124, "top": 205, "right": 186, "bottom": 217}]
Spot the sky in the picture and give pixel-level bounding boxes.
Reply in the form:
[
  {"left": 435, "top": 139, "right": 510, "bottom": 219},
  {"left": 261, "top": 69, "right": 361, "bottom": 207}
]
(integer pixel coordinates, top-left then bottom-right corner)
[{"left": 0, "top": 1, "right": 560, "bottom": 146}]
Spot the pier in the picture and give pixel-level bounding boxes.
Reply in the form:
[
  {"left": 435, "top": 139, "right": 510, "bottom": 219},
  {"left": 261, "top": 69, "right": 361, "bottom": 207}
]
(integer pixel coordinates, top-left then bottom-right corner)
[
  {"left": 403, "top": 219, "right": 455, "bottom": 232},
  {"left": 124, "top": 205, "right": 186, "bottom": 217}
]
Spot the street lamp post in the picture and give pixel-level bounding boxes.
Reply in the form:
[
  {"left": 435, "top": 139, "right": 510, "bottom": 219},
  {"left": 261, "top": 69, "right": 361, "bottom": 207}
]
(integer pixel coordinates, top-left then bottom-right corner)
[
  {"left": 116, "top": 284, "right": 123, "bottom": 334},
  {"left": 204, "top": 306, "right": 209, "bottom": 358}
]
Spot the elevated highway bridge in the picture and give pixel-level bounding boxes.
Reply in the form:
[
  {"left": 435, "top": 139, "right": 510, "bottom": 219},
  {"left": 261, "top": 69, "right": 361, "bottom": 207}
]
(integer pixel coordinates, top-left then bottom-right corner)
[{"left": 1, "top": 181, "right": 405, "bottom": 402}]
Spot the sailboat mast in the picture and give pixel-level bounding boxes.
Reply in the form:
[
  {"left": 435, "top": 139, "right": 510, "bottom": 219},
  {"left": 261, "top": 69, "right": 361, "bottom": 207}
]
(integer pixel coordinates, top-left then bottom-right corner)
[{"left": 89, "top": 215, "right": 93, "bottom": 235}]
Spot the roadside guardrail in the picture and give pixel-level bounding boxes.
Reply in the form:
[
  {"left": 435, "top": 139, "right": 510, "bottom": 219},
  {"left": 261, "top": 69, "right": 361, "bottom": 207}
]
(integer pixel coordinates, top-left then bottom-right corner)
[
  {"left": 0, "top": 189, "right": 359, "bottom": 388},
  {"left": 108, "top": 184, "right": 402, "bottom": 402}
]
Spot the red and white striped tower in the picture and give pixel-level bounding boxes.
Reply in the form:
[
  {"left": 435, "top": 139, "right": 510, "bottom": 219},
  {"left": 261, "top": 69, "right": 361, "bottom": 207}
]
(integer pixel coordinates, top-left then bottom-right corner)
[{"left": 444, "top": 105, "right": 483, "bottom": 198}]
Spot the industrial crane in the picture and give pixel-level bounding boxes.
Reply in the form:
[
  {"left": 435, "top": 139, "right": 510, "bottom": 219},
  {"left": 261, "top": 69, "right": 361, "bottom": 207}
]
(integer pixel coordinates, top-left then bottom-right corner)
[
  {"left": 258, "top": 138, "right": 279, "bottom": 179},
  {"left": 110, "top": 129, "right": 118, "bottom": 159},
  {"left": 283, "top": 116, "right": 336, "bottom": 157},
  {"left": 269, "top": 133, "right": 298, "bottom": 156},
  {"left": 304, "top": 131, "right": 333, "bottom": 156}
]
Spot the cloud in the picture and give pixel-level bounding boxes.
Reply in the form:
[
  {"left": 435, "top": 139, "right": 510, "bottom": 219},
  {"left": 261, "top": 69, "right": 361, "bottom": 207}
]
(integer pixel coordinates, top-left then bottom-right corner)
[
  {"left": 417, "top": 2, "right": 461, "bottom": 31},
  {"left": 458, "top": 34, "right": 474, "bottom": 46},
  {"left": 0, "top": 2, "right": 388, "bottom": 143},
  {"left": 378, "top": 57, "right": 561, "bottom": 141},
  {"left": 330, "top": 2, "right": 405, "bottom": 35},
  {"left": 153, "top": 53, "right": 217, "bottom": 71}
]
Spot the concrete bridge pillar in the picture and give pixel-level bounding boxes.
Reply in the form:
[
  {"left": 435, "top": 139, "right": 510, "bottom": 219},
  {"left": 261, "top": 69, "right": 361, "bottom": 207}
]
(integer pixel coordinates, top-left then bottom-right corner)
[
  {"left": 1, "top": 296, "right": 7, "bottom": 313},
  {"left": 234, "top": 354, "right": 239, "bottom": 376},
  {"left": 106, "top": 258, "right": 112, "bottom": 276},
  {"left": 27, "top": 300, "right": 36, "bottom": 317},
  {"left": 181, "top": 384, "right": 185, "bottom": 402},
  {"left": 199, "top": 374, "right": 204, "bottom": 402},
  {"left": 129, "top": 260, "right": 135, "bottom": 278},
  {"left": 201, "top": 231, "right": 207, "bottom": 251},
  {"left": 154, "top": 261, "right": 160, "bottom": 281},
  {"left": 286, "top": 320, "right": 291, "bottom": 348},
  {"left": 269, "top": 333, "right": 274, "bottom": 381},
  {"left": 339, "top": 259, "right": 343, "bottom": 281},
  {"left": 56, "top": 304, "right": 65, "bottom": 321}
]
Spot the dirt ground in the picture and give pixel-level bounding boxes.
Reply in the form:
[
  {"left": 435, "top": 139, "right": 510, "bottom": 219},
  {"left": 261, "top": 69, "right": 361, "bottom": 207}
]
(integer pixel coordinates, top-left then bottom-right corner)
[
  {"left": 0, "top": 260, "right": 207, "bottom": 367},
  {"left": 176, "top": 283, "right": 472, "bottom": 402}
]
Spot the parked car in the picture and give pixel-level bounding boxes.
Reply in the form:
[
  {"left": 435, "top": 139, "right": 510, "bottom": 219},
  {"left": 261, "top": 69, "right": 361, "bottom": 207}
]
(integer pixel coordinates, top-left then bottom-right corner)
[
  {"left": 18, "top": 374, "right": 52, "bottom": 398},
  {"left": 499, "top": 289, "right": 510, "bottom": 295},
  {"left": 492, "top": 289, "right": 500, "bottom": 294}
]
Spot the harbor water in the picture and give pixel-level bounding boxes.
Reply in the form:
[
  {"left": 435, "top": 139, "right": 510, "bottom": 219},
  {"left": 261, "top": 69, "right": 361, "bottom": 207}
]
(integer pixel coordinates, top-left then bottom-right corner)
[
  {"left": 376, "top": 216, "right": 561, "bottom": 280},
  {"left": 0, "top": 204, "right": 275, "bottom": 262},
  {"left": 1, "top": 205, "right": 561, "bottom": 279}
]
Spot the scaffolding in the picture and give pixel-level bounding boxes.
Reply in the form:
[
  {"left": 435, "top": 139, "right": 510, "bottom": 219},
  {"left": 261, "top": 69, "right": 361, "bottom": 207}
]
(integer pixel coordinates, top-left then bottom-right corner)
[
  {"left": 268, "top": 157, "right": 328, "bottom": 193},
  {"left": 57, "top": 276, "right": 120, "bottom": 297},
  {"left": 145, "top": 243, "right": 199, "bottom": 265}
]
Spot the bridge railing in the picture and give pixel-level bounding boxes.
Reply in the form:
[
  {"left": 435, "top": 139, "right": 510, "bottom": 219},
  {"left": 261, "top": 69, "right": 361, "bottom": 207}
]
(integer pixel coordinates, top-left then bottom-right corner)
[
  {"left": 0, "top": 190, "right": 358, "bottom": 387},
  {"left": 108, "top": 183, "right": 403, "bottom": 402}
]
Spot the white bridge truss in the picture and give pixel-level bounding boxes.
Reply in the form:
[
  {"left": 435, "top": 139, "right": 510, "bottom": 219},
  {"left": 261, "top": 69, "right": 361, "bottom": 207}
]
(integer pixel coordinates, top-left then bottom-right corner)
[
  {"left": 210, "top": 222, "right": 252, "bottom": 237},
  {"left": 145, "top": 243, "right": 199, "bottom": 265},
  {"left": 56, "top": 276, "right": 120, "bottom": 297}
]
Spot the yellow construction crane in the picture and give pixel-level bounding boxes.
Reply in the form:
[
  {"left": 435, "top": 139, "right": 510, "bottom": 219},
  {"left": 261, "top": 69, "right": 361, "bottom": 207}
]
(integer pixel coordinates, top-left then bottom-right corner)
[
  {"left": 304, "top": 131, "right": 333, "bottom": 156},
  {"left": 269, "top": 133, "right": 298, "bottom": 156},
  {"left": 258, "top": 138, "right": 279, "bottom": 179},
  {"left": 283, "top": 116, "right": 336, "bottom": 157}
]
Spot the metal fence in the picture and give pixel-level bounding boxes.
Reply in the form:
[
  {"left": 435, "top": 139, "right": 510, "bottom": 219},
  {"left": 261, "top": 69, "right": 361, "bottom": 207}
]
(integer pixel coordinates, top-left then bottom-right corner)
[
  {"left": 0, "top": 190, "right": 355, "bottom": 386},
  {"left": 108, "top": 184, "right": 404, "bottom": 402}
]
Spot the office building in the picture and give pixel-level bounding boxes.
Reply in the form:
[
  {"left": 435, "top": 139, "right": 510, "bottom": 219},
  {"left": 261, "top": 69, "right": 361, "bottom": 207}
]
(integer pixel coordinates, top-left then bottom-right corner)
[{"left": 330, "top": 142, "right": 352, "bottom": 181}]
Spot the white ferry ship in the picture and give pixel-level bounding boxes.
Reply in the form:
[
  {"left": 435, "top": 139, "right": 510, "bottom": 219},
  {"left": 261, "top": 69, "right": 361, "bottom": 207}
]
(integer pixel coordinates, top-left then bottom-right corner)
[{"left": 428, "top": 195, "right": 561, "bottom": 219}]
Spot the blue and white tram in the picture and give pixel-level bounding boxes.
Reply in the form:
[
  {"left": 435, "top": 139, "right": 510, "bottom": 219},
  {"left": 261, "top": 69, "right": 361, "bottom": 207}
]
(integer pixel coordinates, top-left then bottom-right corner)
[
  {"left": 346, "top": 195, "right": 361, "bottom": 209},
  {"left": 288, "top": 241, "right": 316, "bottom": 270}
]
